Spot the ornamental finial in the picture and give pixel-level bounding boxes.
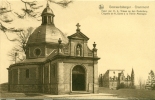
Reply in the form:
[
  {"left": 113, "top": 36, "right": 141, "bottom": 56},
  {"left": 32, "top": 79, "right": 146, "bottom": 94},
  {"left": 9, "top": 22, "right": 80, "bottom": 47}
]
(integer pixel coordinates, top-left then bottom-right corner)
[
  {"left": 93, "top": 42, "right": 96, "bottom": 48},
  {"left": 47, "top": 0, "right": 49, "bottom": 7},
  {"left": 58, "top": 38, "right": 62, "bottom": 44},
  {"left": 76, "top": 23, "right": 81, "bottom": 31}
]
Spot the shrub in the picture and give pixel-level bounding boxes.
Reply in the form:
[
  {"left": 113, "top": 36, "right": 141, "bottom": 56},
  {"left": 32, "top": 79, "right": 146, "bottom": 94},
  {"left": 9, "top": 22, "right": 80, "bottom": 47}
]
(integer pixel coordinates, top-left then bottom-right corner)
[{"left": 117, "top": 83, "right": 125, "bottom": 89}]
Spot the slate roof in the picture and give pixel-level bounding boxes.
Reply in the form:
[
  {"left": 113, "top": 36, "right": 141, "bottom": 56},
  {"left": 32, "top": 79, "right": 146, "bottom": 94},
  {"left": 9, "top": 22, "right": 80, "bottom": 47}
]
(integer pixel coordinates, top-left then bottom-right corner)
[
  {"left": 17, "top": 49, "right": 61, "bottom": 64},
  {"left": 17, "top": 57, "right": 46, "bottom": 63},
  {"left": 27, "top": 25, "right": 68, "bottom": 44}
]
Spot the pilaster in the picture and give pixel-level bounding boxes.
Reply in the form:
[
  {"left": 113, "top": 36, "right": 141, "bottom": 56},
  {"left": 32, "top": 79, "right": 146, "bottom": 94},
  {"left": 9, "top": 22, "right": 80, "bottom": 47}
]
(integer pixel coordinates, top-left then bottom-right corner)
[
  {"left": 18, "top": 68, "right": 20, "bottom": 84},
  {"left": 57, "top": 62, "right": 64, "bottom": 94},
  {"left": 94, "top": 62, "right": 99, "bottom": 93}
]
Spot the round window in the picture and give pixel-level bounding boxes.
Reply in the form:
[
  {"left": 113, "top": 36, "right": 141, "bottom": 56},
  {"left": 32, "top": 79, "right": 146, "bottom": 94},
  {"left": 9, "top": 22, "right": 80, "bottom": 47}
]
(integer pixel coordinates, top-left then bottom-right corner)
[{"left": 34, "top": 48, "right": 41, "bottom": 56}]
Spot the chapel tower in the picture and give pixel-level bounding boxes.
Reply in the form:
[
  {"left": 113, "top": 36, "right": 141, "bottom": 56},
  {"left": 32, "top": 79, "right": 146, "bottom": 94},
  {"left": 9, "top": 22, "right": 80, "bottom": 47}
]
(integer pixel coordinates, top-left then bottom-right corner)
[{"left": 131, "top": 68, "right": 135, "bottom": 87}]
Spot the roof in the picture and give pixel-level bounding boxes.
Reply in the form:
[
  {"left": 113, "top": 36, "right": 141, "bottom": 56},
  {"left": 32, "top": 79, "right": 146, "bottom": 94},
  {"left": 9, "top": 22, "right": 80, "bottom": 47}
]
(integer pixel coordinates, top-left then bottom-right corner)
[
  {"left": 15, "top": 49, "right": 63, "bottom": 64},
  {"left": 68, "top": 30, "right": 89, "bottom": 41},
  {"left": 13, "top": 51, "right": 56, "bottom": 65},
  {"left": 41, "top": 3, "right": 54, "bottom": 16},
  {"left": 131, "top": 68, "right": 134, "bottom": 74},
  {"left": 47, "top": 49, "right": 58, "bottom": 59},
  {"left": 17, "top": 57, "right": 46, "bottom": 63},
  {"left": 27, "top": 25, "right": 68, "bottom": 44},
  {"left": 9, "top": 50, "right": 100, "bottom": 68},
  {"left": 109, "top": 70, "right": 124, "bottom": 77},
  {"left": 108, "top": 69, "right": 124, "bottom": 71}
]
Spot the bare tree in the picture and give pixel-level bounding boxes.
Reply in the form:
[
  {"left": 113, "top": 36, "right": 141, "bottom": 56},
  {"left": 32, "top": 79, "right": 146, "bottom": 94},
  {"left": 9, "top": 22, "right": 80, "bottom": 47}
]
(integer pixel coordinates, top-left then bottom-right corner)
[
  {"left": 1, "top": 0, "right": 72, "bottom": 62},
  {"left": 48, "top": 0, "right": 72, "bottom": 8},
  {"left": 0, "top": 0, "right": 42, "bottom": 33},
  {"left": 8, "top": 27, "right": 33, "bottom": 62},
  {"left": 0, "top": 0, "right": 72, "bottom": 39}
]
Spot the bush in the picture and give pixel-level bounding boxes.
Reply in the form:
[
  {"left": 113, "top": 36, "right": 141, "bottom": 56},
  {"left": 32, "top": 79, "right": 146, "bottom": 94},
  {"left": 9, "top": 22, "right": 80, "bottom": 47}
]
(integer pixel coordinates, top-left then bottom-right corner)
[
  {"left": 152, "top": 85, "right": 155, "bottom": 90},
  {"left": 117, "top": 83, "right": 125, "bottom": 89},
  {"left": 130, "top": 85, "right": 136, "bottom": 89}
]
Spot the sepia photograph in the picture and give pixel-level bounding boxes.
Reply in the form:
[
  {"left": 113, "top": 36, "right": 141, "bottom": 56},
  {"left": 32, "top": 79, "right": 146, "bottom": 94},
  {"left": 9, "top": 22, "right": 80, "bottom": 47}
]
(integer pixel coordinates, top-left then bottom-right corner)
[{"left": 0, "top": 0, "right": 155, "bottom": 99}]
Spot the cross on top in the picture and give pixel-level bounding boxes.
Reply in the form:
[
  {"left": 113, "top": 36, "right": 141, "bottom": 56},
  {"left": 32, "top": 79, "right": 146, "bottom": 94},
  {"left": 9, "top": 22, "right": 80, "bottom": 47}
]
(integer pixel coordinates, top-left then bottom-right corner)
[
  {"left": 76, "top": 23, "right": 81, "bottom": 30},
  {"left": 46, "top": 0, "right": 49, "bottom": 7}
]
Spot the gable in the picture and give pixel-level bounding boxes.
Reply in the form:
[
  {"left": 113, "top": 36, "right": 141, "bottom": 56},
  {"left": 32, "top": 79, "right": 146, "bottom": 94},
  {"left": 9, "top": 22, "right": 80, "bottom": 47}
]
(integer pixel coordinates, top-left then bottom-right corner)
[{"left": 68, "top": 32, "right": 89, "bottom": 40}]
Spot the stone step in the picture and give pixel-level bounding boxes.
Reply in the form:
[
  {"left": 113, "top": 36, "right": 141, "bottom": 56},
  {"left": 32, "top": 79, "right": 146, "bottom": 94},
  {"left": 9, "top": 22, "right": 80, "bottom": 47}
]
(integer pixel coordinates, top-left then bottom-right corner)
[{"left": 70, "top": 91, "right": 90, "bottom": 95}]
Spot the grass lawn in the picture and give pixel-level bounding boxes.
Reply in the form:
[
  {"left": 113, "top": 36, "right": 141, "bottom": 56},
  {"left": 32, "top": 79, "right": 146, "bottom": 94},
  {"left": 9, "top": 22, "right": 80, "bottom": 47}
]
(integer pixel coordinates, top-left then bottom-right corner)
[
  {"left": 99, "top": 87, "right": 155, "bottom": 99},
  {"left": 1, "top": 84, "right": 155, "bottom": 99}
]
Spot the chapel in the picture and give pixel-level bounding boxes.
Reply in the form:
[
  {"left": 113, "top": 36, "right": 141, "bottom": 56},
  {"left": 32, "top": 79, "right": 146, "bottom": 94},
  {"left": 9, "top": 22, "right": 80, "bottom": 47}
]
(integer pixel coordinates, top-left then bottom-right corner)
[{"left": 7, "top": 3, "right": 100, "bottom": 94}]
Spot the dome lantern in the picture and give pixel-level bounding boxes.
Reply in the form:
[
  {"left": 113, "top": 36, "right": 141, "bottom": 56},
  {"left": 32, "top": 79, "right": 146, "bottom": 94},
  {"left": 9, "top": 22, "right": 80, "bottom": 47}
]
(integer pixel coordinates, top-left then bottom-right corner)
[
  {"left": 41, "top": 2, "right": 55, "bottom": 25},
  {"left": 27, "top": 2, "right": 68, "bottom": 50}
]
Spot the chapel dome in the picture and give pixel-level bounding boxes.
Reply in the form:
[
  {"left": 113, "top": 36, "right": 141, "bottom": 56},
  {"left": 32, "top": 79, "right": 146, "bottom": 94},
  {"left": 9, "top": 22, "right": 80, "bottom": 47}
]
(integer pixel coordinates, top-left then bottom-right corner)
[
  {"left": 27, "top": 25, "right": 68, "bottom": 44},
  {"left": 27, "top": 3, "right": 68, "bottom": 44}
]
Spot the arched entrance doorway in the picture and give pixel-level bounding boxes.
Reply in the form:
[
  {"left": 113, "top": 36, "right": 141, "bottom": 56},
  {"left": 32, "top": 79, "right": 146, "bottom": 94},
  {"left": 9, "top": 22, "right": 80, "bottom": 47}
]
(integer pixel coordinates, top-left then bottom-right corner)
[{"left": 72, "top": 65, "right": 85, "bottom": 91}]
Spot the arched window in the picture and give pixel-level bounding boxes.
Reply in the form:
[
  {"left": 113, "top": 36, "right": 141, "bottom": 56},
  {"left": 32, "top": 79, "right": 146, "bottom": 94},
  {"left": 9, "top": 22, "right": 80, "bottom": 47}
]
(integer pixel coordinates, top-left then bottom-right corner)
[
  {"left": 44, "top": 16, "right": 47, "bottom": 23},
  {"left": 53, "top": 65, "right": 56, "bottom": 77},
  {"left": 26, "top": 69, "right": 29, "bottom": 78},
  {"left": 76, "top": 44, "right": 82, "bottom": 56},
  {"left": 45, "top": 66, "right": 48, "bottom": 77},
  {"left": 72, "top": 65, "right": 85, "bottom": 74},
  {"left": 48, "top": 16, "right": 51, "bottom": 24}
]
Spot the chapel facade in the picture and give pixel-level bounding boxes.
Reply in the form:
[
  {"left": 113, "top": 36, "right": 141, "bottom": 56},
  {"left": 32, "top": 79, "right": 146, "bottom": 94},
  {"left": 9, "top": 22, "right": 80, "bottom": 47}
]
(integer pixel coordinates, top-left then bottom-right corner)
[{"left": 7, "top": 3, "right": 100, "bottom": 94}]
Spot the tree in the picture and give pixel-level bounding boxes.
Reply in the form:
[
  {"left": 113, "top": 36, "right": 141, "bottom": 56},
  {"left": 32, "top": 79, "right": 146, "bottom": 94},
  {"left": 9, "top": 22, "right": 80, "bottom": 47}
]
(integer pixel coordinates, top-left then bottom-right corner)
[
  {"left": 0, "top": 0, "right": 42, "bottom": 33},
  {"left": 146, "top": 70, "right": 155, "bottom": 90},
  {"left": 119, "top": 83, "right": 125, "bottom": 89},
  {"left": 0, "top": 0, "right": 72, "bottom": 36},
  {"left": 1, "top": 0, "right": 72, "bottom": 62},
  {"left": 8, "top": 27, "right": 33, "bottom": 62},
  {"left": 137, "top": 77, "right": 145, "bottom": 89}
]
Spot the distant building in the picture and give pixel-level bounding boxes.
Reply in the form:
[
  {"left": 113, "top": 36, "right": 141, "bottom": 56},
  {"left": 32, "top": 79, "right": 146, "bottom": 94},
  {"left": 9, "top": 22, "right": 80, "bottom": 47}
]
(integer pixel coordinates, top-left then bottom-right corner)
[{"left": 99, "top": 69, "right": 134, "bottom": 89}]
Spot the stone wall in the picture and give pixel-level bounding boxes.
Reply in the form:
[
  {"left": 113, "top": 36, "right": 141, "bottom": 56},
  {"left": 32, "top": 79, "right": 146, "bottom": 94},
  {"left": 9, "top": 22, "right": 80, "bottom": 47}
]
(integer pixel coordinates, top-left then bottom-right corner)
[
  {"left": 100, "top": 70, "right": 109, "bottom": 87},
  {"left": 9, "top": 57, "right": 99, "bottom": 94},
  {"left": 43, "top": 61, "right": 58, "bottom": 94},
  {"left": 9, "top": 64, "right": 43, "bottom": 92},
  {"left": 10, "top": 85, "right": 42, "bottom": 92},
  {"left": 109, "top": 81, "right": 118, "bottom": 89}
]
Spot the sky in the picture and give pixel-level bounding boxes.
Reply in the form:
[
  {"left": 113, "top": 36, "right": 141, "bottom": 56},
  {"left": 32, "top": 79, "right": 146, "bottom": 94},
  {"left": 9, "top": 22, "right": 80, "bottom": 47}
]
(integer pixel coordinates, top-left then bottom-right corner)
[{"left": 0, "top": 0, "right": 155, "bottom": 85}]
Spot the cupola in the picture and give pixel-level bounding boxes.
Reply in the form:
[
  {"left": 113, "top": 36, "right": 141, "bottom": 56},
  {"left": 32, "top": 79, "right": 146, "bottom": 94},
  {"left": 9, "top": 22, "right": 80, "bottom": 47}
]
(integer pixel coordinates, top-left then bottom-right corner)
[{"left": 41, "top": 2, "right": 55, "bottom": 25}]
